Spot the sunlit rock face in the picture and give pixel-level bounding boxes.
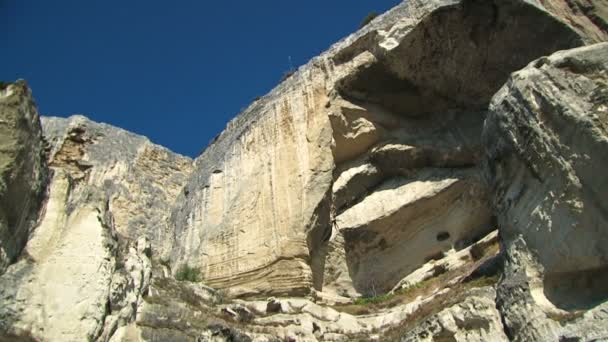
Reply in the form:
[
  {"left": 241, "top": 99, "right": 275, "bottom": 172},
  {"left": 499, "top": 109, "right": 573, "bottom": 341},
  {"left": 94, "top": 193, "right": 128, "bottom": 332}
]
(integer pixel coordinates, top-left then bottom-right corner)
[
  {"left": 484, "top": 43, "right": 608, "bottom": 341},
  {"left": 0, "top": 112, "right": 191, "bottom": 341},
  {"left": 168, "top": 0, "right": 601, "bottom": 298},
  {"left": 0, "top": 0, "right": 606, "bottom": 340},
  {"left": 0, "top": 81, "right": 47, "bottom": 276},
  {"left": 42, "top": 115, "right": 193, "bottom": 256}
]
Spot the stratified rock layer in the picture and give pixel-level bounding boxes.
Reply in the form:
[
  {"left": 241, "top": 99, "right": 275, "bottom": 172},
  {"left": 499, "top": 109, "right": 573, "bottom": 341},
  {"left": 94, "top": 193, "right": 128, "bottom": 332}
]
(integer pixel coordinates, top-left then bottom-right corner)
[
  {"left": 483, "top": 43, "right": 608, "bottom": 341},
  {"left": 169, "top": 0, "right": 594, "bottom": 298}
]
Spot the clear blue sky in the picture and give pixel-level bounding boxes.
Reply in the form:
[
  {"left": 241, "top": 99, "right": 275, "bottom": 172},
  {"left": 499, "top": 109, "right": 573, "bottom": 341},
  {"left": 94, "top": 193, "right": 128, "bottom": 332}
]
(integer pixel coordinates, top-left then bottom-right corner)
[{"left": 2, "top": 1, "right": 399, "bottom": 157}]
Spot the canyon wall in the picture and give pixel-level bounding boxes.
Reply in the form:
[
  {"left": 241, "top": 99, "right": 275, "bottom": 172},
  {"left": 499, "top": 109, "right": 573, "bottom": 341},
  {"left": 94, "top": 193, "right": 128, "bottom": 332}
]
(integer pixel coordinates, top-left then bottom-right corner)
[
  {"left": 169, "top": 0, "right": 598, "bottom": 299},
  {"left": 0, "top": 0, "right": 606, "bottom": 341}
]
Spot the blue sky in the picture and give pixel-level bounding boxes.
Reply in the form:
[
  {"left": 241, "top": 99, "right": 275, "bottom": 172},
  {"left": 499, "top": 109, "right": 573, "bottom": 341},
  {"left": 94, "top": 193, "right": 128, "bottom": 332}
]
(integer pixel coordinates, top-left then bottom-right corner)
[{"left": 2, "top": 1, "right": 399, "bottom": 157}]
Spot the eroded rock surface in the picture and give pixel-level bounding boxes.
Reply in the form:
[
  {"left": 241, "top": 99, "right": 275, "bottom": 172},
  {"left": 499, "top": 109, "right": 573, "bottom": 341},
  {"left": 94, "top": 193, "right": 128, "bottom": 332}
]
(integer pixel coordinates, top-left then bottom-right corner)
[
  {"left": 400, "top": 287, "right": 508, "bottom": 342},
  {"left": 169, "top": 0, "right": 598, "bottom": 299},
  {"left": 42, "top": 115, "right": 193, "bottom": 256},
  {"left": 0, "top": 109, "right": 191, "bottom": 340},
  {"left": 0, "top": 81, "right": 47, "bottom": 275},
  {"left": 484, "top": 43, "right": 608, "bottom": 341},
  {"left": 1, "top": 0, "right": 607, "bottom": 340}
]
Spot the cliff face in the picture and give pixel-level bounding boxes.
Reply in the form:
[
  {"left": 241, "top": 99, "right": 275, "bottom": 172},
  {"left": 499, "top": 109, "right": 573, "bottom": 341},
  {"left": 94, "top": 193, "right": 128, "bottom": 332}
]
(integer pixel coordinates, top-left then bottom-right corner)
[
  {"left": 0, "top": 81, "right": 47, "bottom": 276},
  {"left": 168, "top": 0, "right": 591, "bottom": 298},
  {"left": 0, "top": 114, "right": 192, "bottom": 341},
  {"left": 484, "top": 42, "right": 608, "bottom": 341},
  {"left": 0, "top": 0, "right": 607, "bottom": 341}
]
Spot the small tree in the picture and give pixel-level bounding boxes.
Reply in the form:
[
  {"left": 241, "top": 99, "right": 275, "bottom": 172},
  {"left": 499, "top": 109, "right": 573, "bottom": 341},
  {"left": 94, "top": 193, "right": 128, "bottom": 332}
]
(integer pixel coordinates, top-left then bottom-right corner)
[{"left": 360, "top": 11, "right": 378, "bottom": 29}]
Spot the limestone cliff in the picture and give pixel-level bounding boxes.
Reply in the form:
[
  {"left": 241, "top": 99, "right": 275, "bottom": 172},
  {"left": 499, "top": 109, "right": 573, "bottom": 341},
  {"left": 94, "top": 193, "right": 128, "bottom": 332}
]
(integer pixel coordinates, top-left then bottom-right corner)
[
  {"left": 0, "top": 113, "right": 192, "bottom": 341},
  {"left": 0, "top": 0, "right": 607, "bottom": 341},
  {"left": 484, "top": 42, "right": 608, "bottom": 341},
  {"left": 0, "top": 81, "right": 47, "bottom": 276},
  {"left": 168, "top": 0, "right": 597, "bottom": 299}
]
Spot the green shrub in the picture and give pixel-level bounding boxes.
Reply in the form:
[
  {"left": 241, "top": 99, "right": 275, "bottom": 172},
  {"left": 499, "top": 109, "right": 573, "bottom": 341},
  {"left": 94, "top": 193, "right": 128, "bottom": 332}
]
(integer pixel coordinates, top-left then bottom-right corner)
[
  {"left": 359, "top": 11, "right": 378, "bottom": 28},
  {"left": 0, "top": 81, "right": 9, "bottom": 91},
  {"left": 354, "top": 292, "right": 395, "bottom": 305},
  {"left": 175, "top": 264, "right": 201, "bottom": 282}
]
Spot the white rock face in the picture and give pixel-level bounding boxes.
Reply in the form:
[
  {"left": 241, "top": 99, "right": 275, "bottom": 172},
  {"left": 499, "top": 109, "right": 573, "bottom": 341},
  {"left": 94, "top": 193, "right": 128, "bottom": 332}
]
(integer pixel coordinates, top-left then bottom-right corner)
[
  {"left": 1, "top": 0, "right": 607, "bottom": 340},
  {"left": 0, "top": 81, "right": 47, "bottom": 275},
  {"left": 484, "top": 43, "right": 608, "bottom": 341},
  {"left": 0, "top": 114, "right": 191, "bottom": 341},
  {"left": 42, "top": 115, "right": 193, "bottom": 257},
  {"left": 0, "top": 170, "right": 113, "bottom": 341},
  {"left": 333, "top": 170, "right": 491, "bottom": 295},
  {"left": 168, "top": 0, "right": 590, "bottom": 298}
]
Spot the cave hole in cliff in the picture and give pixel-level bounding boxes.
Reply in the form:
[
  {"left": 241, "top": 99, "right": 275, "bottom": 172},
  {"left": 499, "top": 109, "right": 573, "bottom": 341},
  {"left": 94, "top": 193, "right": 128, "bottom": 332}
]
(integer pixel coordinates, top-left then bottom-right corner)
[
  {"left": 543, "top": 265, "right": 608, "bottom": 311},
  {"left": 337, "top": 0, "right": 582, "bottom": 118},
  {"left": 436, "top": 231, "right": 451, "bottom": 242}
]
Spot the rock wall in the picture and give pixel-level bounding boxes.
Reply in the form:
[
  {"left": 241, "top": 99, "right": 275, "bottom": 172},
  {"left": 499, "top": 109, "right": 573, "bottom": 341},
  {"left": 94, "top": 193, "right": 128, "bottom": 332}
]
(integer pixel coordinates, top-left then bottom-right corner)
[
  {"left": 0, "top": 113, "right": 192, "bottom": 340},
  {"left": 169, "top": 0, "right": 600, "bottom": 298},
  {"left": 483, "top": 43, "right": 608, "bottom": 341},
  {"left": 0, "top": 81, "right": 47, "bottom": 275},
  {"left": 42, "top": 115, "right": 193, "bottom": 256},
  {"left": 0, "top": 0, "right": 607, "bottom": 341}
]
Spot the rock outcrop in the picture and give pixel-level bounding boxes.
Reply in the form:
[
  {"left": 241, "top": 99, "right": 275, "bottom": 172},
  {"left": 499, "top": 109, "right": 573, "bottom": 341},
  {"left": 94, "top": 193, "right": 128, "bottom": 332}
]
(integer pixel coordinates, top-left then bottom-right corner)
[
  {"left": 483, "top": 42, "right": 608, "bottom": 341},
  {"left": 400, "top": 287, "right": 509, "bottom": 342},
  {"left": 0, "top": 0, "right": 607, "bottom": 341},
  {"left": 0, "top": 114, "right": 192, "bottom": 340},
  {"left": 0, "top": 81, "right": 47, "bottom": 275}
]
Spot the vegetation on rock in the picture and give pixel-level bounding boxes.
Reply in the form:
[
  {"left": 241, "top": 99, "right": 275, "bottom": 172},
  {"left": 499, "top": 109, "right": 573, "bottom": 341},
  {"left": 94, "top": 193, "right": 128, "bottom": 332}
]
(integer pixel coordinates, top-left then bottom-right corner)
[{"left": 175, "top": 264, "right": 201, "bottom": 282}]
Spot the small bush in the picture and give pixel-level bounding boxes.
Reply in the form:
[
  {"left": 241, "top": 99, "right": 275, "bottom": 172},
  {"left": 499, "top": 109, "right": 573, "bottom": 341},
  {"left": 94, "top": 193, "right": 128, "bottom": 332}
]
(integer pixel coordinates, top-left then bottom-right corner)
[
  {"left": 175, "top": 264, "right": 201, "bottom": 282},
  {"left": 0, "top": 81, "right": 9, "bottom": 91},
  {"left": 359, "top": 11, "right": 378, "bottom": 29}
]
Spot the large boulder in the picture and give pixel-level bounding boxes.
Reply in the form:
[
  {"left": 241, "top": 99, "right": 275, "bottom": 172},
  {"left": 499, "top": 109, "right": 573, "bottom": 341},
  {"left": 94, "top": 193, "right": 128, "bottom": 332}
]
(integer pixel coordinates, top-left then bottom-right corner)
[{"left": 483, "top": 43, "right": 608, "bottom": 340}]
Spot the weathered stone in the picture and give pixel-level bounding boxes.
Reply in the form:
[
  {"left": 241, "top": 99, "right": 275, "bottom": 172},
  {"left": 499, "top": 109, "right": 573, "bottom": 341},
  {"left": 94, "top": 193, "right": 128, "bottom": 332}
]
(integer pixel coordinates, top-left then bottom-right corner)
[
  {"left": 2, "top": 0, "right": 607, "bottom": 340},
  {"left": 0, "top": 81, "right": 47, "bottom": 275},
  {"left": 167, "top": 0, "right": 595, "bottom": 300},
  {"left": 0, "top": 109, "right": 192, "bottom": 341},
  {"left": 0, "top": 170, "right": 114, "bottom": 341},
  {"left": 483, "top": 43, "right": 608, "bottom": 340},
  {"left": 333, "top": 169, "right": 492, "bottom": 295},
  {"left": 400, "top": 287, "right": 509, "bottom": 342},
  {"left": 42, "top": 115, "right": 193, "bottom": 257}
]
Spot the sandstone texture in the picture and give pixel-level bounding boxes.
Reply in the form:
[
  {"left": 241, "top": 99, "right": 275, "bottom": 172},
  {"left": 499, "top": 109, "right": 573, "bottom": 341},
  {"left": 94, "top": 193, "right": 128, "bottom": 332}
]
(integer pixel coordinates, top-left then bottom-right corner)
[{"left": 0, "top": 0, "right": 607, "bottom": 340}]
